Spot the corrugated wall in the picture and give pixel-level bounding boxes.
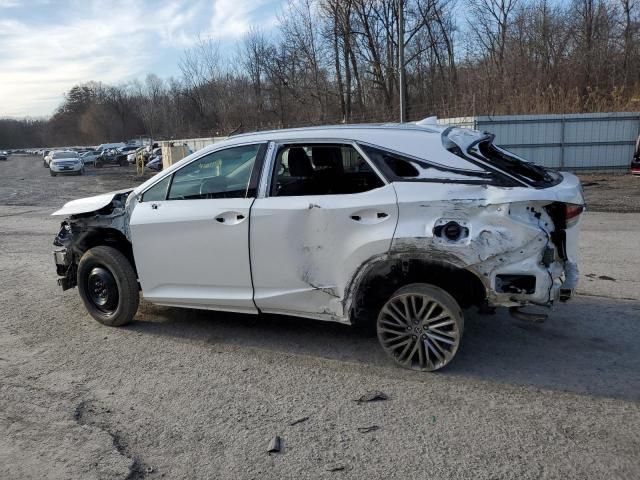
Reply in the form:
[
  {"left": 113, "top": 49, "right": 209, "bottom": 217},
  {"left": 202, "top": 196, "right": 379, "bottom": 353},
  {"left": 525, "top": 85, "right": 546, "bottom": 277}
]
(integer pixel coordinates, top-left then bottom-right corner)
[
  {"left": 165, "top": 113, "right": 640, "bottom": 171},
  {"left": 473, "top": 112, "right": 640, "bottom": 171}
]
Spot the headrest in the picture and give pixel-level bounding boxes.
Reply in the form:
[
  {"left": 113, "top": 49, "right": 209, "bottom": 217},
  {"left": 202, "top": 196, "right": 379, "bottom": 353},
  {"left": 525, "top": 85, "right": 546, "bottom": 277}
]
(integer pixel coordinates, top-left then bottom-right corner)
[{"left": 288, "top": 148, "right": 314, "bottom": 177}]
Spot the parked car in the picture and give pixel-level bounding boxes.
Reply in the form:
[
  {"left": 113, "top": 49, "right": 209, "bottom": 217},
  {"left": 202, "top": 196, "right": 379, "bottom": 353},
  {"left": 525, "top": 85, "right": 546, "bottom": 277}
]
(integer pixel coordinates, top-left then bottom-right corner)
[
  {"left": 43, "top": 150, "right": 52, "bottom": 167},
  {"left": 0, "top": 152, "right": 7, "bottom": 161},
  {"left": 146, "top": 154, "right": 162, "bottom": 171},
  {"left": 95, "top": 142, "right": 126, "bottom": 152},
  {"left": 631, "top": 134, "right": 640, "bottom": 175},
  {"left": 51, "top": 122, "right": 585, "bottom": 371},
  {"left": 80, "top": 151, "right": 100, "bottom": 166},
  {"left": 49, "top": 150, "right": 84, "bottom": 176},
  {"left": 127, "top": 147, "right": 145, "bottom": 164},
  {"left": 95, "top": 148, "right": 128, "bottom": 168}
]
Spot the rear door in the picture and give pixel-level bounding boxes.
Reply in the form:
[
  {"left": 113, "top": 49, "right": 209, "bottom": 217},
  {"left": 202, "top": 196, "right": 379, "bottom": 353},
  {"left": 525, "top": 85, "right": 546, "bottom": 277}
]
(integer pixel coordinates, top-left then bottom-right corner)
[
  {"left": 129, "top": 143, "right": 266, "bottom": 313},
  {"left": 249, "top": 142, "right": 398, "bottom": 321}
]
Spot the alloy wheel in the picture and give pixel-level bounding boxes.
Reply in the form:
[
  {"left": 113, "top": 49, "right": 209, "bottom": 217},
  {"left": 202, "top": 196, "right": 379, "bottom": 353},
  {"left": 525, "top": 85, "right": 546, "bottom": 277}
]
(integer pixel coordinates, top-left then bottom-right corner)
[{"left": 377, "top": 291, "right": 462, "bottom": 371}]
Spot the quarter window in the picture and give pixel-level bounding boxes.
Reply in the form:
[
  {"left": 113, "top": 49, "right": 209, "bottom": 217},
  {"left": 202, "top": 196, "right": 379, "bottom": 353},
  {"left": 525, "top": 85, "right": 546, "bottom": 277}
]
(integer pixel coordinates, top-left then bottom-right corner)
[{"left": 141, "top": 175, "right": 171, "bottom": 202}]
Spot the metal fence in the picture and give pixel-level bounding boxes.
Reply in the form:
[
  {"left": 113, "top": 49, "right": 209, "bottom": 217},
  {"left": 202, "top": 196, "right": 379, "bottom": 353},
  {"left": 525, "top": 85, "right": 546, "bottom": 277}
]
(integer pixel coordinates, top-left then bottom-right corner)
[
  {"left": 164, "top": 112, "right": 640, "bottom": 172},
  {"left": 440, "top": 112, "right": 640, "bottom": 172},
  {"left": 159, "top": 136, "right": 228, "bottom": 152}
]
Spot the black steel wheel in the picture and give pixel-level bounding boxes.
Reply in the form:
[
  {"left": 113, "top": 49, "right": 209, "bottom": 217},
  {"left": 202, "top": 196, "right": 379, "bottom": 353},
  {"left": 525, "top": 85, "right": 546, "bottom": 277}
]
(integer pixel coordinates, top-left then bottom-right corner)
[
  {"left": 377, "top": 283, "right": 463, "bottom": 371},
  {"left": 77, "top": 246, "right": 139, "bottom": 327}
]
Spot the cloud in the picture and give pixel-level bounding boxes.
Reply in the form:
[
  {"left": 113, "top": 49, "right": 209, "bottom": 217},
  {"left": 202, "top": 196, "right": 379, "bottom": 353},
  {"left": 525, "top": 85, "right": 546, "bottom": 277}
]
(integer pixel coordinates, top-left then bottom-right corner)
[
  {"left": 0, "top": 0, "right": 283, "bottom": 117},
  {"left": 208, "top": 0, "right": 276, "bottom": 39}
]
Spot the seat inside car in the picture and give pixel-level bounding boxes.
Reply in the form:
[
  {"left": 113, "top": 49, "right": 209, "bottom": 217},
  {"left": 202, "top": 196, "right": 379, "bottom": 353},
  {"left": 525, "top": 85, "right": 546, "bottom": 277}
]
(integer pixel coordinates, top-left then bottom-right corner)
[
  {"left": 311, "top": 146, "right": 344, "bottom": 194},
  {"left": 277, "top": 147, "right": 322, "bottom": 196}
]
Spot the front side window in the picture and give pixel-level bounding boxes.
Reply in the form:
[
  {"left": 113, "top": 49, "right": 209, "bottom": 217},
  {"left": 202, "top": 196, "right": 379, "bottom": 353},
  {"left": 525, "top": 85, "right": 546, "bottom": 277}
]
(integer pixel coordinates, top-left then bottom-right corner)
[
  {"left": 271, "top": 143, "right": 384, "bottom": 197},
  {"left": 167, "top": 143, "right": 263, "bottom": 200}
]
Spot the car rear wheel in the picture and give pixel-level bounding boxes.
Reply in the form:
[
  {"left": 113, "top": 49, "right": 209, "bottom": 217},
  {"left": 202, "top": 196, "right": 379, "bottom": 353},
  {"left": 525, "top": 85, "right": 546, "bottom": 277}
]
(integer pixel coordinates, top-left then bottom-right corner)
[
  {"left": 377, "top": 283, "right": 463, "bottom": 371},
  {"left": 77, "top": 246, "right": 139, "bottom": 327}
]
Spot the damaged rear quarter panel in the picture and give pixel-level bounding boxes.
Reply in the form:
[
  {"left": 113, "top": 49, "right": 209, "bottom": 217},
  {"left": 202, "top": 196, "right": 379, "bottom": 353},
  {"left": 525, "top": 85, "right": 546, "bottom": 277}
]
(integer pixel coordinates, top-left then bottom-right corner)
[{"left": 388, "top": 181, "right": 571, "bottom": 307}]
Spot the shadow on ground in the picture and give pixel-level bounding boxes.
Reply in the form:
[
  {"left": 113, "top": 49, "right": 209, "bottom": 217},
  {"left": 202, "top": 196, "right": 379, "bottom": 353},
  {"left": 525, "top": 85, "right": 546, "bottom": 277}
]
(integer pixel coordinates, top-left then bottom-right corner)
[{"left": 126, "top": 295, "right": 640, "bottom": 402}]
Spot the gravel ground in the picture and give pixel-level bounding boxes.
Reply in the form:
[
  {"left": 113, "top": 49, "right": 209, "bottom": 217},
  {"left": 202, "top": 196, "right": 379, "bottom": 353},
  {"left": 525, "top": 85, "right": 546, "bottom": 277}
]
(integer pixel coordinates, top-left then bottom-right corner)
[
  {"left": 578, "top": 173, "right": 640, "bottom": 213},
  {"left": 1, "top": 155, "right": 639, "bottom": 479}
]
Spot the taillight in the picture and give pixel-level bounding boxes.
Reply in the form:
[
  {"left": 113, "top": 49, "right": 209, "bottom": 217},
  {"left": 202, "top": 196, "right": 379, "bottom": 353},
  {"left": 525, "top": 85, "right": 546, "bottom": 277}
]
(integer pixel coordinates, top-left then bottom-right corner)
[{"left": 565, "top": 204, "right": 584, "bottom": 227}]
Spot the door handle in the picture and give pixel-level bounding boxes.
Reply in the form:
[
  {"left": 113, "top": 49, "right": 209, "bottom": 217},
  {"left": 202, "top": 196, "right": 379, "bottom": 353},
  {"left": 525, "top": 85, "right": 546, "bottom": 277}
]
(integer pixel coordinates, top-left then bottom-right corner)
[
  {"left": 215, "top": 212, "right": 247, "bottom": 225},
  {"left": 151, "top": 203, "right": 160, "bottom": 210},
  {"left": 350, "top": 210, "right": 390, "bottom": 224}
]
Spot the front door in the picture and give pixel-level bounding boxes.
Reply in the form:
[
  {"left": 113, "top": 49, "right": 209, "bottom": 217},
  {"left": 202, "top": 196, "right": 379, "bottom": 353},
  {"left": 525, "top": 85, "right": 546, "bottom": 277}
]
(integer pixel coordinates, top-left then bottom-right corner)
[
  {"left": 129, "top": 143, "right": 265, "bottom": 313},
  {"left": 250, "top": 142, "right": 398, "bottom": 321}
]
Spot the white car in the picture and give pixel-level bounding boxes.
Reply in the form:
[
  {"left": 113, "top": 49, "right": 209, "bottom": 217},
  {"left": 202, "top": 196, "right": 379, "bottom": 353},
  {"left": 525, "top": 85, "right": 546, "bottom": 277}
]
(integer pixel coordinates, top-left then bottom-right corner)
[
  {"left": 49, "top": 150, "right": 84, "bottom": 176},
  {"left": 51, "top": 122, "right": 585, "bottom": 371},
  {"left": 80, "top": 151, "right": 100, "bottom": 166}
]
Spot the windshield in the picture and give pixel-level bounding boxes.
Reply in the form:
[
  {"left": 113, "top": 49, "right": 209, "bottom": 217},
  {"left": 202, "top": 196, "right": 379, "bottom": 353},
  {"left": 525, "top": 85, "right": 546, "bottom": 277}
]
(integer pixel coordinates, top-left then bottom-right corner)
[{"left": 53, "top": 151, "right": 78, "bottom": 159}]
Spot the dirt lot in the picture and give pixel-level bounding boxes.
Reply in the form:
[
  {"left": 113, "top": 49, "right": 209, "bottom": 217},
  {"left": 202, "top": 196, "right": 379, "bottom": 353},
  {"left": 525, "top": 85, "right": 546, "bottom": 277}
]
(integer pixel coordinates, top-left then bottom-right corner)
[
  {"left": 579, "top": 173, "right": 640, "bottom": 213},
  {"left": 1, "top": 155, "right": 639, "bottom": 479}
]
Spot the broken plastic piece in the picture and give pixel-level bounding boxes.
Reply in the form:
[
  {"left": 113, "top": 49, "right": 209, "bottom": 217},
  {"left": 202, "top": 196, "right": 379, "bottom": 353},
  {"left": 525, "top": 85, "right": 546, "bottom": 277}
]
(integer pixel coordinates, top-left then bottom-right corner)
[
  {"left": 267, "top": 435, "right": 282, "bottom": 454},
  {"left": 326, "top": 465, "right": 345, "bottom": 472},
  {"left": 357, "top": 425, "right": 380, "bottom": 433},
  {"left": 355, "top": 391, "right": 388, "bottom": 403},
  {"left": 289, "top": 416, "right": 309, "bottom": 426}
]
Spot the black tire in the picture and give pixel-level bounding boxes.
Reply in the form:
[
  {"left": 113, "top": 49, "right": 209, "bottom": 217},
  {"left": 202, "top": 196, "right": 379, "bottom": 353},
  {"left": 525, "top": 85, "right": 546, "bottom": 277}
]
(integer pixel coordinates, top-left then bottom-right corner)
[
  {"left": 95, "top": 161, "right": 103, "bottom": 168},
  {"left": 43, "top": 160, "right": 47, "bottom": 167},
  {"left": 77, "top": 246, "right": 139, "bottom": 327},
  {"left": 377, "top": 283, "right": 464, "bottom": 371},
  {"left": 50, "top": 170, "right": 56, "bottom": 176}
]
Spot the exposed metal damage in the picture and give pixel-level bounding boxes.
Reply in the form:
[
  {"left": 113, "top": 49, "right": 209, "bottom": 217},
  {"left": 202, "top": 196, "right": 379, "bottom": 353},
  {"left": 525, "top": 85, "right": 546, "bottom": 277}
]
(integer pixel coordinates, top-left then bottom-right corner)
[{"left": 53, "top": 190, "right": 133, "bottom": 290}]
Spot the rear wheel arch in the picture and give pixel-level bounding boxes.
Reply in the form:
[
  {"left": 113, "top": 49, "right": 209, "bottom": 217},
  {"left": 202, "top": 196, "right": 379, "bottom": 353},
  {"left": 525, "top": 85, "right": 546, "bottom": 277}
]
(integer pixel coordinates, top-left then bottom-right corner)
[{"left": 346, "top": 255, "right": 487, "bottom": 326}]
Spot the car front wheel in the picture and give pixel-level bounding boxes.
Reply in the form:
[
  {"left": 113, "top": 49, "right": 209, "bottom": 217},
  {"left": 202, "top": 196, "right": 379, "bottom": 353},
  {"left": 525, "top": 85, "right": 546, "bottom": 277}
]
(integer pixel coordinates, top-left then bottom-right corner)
[
  {"left": 50, "top": 170, "right": 56, "bottom": 176},
  {"left": 77, "top": 246, "right": 139, "bottom": 327},
  {"left": 377, "top": 283, "right": 464, "bottom": 371}
]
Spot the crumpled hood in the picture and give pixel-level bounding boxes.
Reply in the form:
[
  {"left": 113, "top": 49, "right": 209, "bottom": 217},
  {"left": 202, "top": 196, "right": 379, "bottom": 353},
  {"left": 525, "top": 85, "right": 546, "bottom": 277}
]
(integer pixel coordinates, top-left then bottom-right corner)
[{"left": 51, "top": 188, "right": 133, "bottom": 216}]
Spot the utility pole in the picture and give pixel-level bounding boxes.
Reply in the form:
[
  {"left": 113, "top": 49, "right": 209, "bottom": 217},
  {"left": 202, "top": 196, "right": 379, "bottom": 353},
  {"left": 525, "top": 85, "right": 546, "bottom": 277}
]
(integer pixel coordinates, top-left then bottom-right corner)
[{"left": 398, "top": 0, "right": 406, "bottom": 123}]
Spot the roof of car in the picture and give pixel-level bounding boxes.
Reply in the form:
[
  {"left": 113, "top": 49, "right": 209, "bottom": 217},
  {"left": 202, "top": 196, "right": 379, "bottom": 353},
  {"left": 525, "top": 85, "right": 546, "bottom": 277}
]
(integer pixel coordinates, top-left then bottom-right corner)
[
  {"left": 133, "top": 123, "right": 486, "bottom": 196},
  {"left": 210, "top": 123, "right": 482, "bottom": 171}
]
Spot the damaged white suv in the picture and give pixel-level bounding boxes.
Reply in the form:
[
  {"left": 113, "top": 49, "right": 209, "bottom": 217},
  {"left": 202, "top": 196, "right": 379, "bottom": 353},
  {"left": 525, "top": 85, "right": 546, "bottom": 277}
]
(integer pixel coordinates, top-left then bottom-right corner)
[{"left": 52, "top": 122, "right": 584, "bottom": 371}]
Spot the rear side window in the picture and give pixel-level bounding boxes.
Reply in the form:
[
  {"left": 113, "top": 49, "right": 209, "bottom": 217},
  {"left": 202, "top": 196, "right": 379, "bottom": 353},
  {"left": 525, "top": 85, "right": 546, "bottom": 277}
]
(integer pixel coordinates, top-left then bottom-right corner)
[{"left": 271, "top": 143, "right": 384, "bottom": 197}]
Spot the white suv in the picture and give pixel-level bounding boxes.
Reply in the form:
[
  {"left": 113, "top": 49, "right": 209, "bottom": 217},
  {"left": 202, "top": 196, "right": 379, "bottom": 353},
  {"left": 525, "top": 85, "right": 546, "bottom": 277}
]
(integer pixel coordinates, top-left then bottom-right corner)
[
  {"left": 52, "top": 122, "right": 584, "bottom": 371},
  {"left": 49, "top": 150, "right": 84, "bottom": 176}
]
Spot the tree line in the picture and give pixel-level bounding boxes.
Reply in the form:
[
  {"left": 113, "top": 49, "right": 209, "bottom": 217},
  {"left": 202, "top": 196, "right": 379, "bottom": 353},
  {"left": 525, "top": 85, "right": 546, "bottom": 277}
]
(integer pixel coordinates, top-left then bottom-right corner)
[{"left": 2, "top": 0, "right": 640, "bottom": 148}]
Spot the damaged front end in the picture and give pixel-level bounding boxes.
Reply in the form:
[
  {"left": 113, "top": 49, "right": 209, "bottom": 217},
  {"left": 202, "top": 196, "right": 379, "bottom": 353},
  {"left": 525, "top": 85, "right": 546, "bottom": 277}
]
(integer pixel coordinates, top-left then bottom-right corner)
[{"left": 52, "top": 190, "right": 134, "bottom": 290}]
